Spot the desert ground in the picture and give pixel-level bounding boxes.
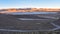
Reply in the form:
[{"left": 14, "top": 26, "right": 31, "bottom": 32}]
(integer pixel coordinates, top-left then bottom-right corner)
[{"left": 0, "top": 12, "right": 60, "bottom": 34}]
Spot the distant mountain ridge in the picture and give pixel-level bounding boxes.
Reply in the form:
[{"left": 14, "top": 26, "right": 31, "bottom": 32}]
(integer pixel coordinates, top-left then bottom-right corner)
[{"left": 0, "top": 8, "right": 60, "bottom": 13}]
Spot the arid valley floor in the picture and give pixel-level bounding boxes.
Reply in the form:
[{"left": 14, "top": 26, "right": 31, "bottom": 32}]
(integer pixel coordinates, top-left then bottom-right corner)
[{"left": 0, "top": 12, "right": 60, "bottom": 34}]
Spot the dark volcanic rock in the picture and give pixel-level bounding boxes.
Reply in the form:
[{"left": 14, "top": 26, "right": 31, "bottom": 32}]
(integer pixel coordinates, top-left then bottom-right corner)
[
  {"left": 53, "top": 19, "right": 60, "bottom": 26},
  {"left": 0, "top": 14, "right": 56, "bottom": 31}
]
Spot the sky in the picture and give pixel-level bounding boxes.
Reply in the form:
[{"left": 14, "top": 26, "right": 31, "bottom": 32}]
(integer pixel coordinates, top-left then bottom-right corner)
[{"left": 0, "top": 0, "right": 60, "bottom": 9}]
